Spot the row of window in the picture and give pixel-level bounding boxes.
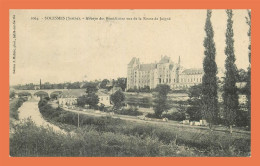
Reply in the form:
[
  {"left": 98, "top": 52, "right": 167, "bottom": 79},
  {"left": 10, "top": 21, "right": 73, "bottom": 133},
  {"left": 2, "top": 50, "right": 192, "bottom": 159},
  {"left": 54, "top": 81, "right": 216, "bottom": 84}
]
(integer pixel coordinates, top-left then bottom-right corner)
[
  {"left": 100, "top": 97, "right": 109, "bottom": 101},
  {"left": 158, "top": 78, "right": 176, "bottom": 84},
  {"left": 180, "top": 77, "right": 202, "bottom": 83}
]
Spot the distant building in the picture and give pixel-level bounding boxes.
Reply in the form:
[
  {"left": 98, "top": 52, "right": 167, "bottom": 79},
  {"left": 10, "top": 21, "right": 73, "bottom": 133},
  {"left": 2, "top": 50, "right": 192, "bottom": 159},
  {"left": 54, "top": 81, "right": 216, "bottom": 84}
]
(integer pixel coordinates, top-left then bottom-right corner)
[
  {"left": 109, "top": 86, "right": 122, "bottom": 94},
  {"left": 34, "top": 85, "right": 40, "bottom": 90},
  {"left": 58, "top": 89, "right": 111, "bottom": 107},
  {"left": 58, "top": 89, "right": 85, "bottom": 106},
  {"left": 97, "top": 90, "right": 111, "bottom": 106},
  {"left": 127, "top": 56, "right": 204, "bottom": 90},
  {"left": 174, "top": 68, "right": 203, "bottom": 89}
]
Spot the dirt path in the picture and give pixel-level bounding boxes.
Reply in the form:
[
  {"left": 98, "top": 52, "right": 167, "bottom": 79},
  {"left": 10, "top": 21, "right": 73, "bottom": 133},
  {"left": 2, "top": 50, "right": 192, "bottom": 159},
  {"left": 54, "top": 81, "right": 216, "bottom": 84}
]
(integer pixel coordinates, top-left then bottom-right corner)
[{"left": 18, "top": 97, "right": 66, "bottom": 134}]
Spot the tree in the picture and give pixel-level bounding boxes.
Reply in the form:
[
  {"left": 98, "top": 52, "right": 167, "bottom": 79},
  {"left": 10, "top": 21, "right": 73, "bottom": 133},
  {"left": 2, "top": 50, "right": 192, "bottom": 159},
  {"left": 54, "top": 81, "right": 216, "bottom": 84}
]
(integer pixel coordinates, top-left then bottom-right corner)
[
  {"left": 187, "top": 84, "right": 203, "bottom": 121},
  {"left": 77, "top": 95, "right": 87, "bottom": 107},
  {"left": 34, "top": 91, "right": 48, "bottom": 98},
  {"left": 9, "top": 91, "right": 15, "bottom": 98},
  {"left": 86, "top": 93, "right": 99, "bottom": 109},
  {"left": 237, "top": 68, "right": 248, "bottom": 82},
  {"left": 201, "top": 10, "right": 219, "bottom": 128},
  {"left": 110, "top": 90, "right": 125, "bottom": 109},
  {"left": 85, "top": 82, "right": 98, "bottom": 94},
  {"left": 245, "top": 10, "right": 251, "bottom": 129},
  {"left": 116, "top": 78, "right": 127, "bottom": 91},
  {"left": 50, "top": 91, "right": 62, "bottom": 100},
  {"left": 223, "top": 10, "right": 239, "bottom": 134},
  {"left": 100, "top": 79, "right": 110, "bottom": 89},
  {"left": 153, "top": 84, "right": 171, "bottom": 118}
]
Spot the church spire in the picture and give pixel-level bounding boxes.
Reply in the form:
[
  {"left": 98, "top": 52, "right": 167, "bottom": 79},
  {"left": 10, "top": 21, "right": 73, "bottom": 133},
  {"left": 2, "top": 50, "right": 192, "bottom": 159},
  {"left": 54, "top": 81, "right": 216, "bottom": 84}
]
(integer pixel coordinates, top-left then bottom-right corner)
[{"left": 178, "top": 56, "right": 181, "bottom": 65}]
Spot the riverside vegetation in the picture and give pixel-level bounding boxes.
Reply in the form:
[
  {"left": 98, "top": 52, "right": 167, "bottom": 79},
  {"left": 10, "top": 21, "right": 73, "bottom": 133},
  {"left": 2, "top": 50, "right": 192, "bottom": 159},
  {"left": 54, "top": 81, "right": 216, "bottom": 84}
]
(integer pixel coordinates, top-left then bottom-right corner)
[{"left": 9, "top": 98, "right": 250, "bottom": 157}]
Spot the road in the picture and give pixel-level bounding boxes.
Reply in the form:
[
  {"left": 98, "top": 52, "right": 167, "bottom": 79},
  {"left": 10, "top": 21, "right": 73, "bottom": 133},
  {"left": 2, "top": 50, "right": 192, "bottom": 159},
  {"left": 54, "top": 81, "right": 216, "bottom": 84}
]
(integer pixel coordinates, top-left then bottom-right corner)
[
  {"left": 61, "top": 106, "right": 250, "bottom": 136},
  {"left": 18, "top": 97, "right": 66, "bottom": 134}
]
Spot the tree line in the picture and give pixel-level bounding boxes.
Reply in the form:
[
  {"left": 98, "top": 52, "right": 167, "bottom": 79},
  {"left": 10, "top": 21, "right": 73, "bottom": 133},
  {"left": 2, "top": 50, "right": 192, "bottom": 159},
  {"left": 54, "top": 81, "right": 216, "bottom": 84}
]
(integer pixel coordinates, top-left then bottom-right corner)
[{"left": 12, "top": 77, "right": 127, "bottom": 91}]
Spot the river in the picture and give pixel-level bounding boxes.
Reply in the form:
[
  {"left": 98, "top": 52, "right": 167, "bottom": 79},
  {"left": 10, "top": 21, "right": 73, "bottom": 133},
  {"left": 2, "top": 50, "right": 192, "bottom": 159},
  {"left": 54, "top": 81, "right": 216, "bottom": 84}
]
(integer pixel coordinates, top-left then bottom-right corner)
[{"left": 18, "top": 97, "right": 66, "bottom": 134}]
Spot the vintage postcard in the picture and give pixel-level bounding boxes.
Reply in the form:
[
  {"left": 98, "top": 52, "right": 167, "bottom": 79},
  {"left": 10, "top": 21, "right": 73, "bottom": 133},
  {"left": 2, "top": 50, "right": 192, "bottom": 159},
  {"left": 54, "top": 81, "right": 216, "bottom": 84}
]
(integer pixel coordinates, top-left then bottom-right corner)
[{"left": 9, "top": 9, "right": 251, "bottom": 157}]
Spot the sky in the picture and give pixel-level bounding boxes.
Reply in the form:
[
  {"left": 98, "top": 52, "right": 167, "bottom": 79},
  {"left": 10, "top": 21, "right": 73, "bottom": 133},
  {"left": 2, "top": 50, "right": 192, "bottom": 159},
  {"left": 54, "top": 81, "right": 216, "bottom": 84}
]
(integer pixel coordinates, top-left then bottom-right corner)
[{"left": 9, "top": 9, "right": 250, "bottom": 85}]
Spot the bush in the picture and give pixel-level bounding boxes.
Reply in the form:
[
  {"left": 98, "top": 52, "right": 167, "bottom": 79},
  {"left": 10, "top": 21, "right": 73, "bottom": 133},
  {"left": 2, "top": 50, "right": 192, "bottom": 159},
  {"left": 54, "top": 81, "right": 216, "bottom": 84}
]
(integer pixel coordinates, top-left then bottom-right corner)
[
  {"left": 10, "top": 119, "right": 198, "bottom": 157},
  {"left": 36, "top": 99, "right": 251, "bottom": 157},
  {"left": 9, "top": 98, "right": 26, "bottom": 120},
  {"left": 114, "top": 107, "right": 143, "bottom": 116},
  {"left": 146, "top": 113, "right": 158, "bottom": 119},
  {"left": 162, "top": 112, "right": 186, "bottom": 121}
]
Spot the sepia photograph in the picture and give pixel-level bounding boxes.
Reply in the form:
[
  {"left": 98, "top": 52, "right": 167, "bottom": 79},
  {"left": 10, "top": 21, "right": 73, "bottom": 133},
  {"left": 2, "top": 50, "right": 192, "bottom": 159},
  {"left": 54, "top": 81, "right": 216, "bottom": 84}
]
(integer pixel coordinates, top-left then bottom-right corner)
[{"left": 9, "top": 9, "right": 251, "bottom": 157}]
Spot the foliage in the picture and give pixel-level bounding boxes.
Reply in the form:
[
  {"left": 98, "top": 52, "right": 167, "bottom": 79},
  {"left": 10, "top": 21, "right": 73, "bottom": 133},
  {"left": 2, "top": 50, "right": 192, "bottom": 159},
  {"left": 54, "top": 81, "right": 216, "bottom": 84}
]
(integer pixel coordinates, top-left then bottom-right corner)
[
  {"left": 77, "top": 83, "right": 99, "bottom": 108},
  {"left": 201, "top": 10, "right": 219, "bottom": 127},
  {"left": 187, "top": 84, "right": 203, "bottom": 121},
  {"left": 50, "top": 93, "right": 58, "bottom": 100},
  {"left": 9, "top": 98, "right": 26, "bottom": 120},
  {"left": 162, "top": 112, "right": 186, "bottom": 121},
  {"left": 10, "top": 119, "right": 198, "bottom": 157},
  {"left": 222, "top": 10, "right": 239, "bottom": 132},
  {"left": 50, "top": 91, "right": 62, "bottom": 100},
  {"left": 77, "top": 94, "right": 99, "bottom": 109},
  {"left": 98, "top": 103, "right": 108, "bottom": 112},
  {"left": 86, "top": 93, "right": 99, "bottom": 109},
  {"left": 100, "top": 79, "right": 110, "bottom": 89},
  {"left": 245, "top": 10, "right": 251, "bottom": 129},
  {"left": 34, "top": 99, "right": 251, "bottom": 157},
  {"left": 77, "top": 95, "right": 87, "bottom": 107},
  {"left": 67, "top": 82, "right": 81, "bottom": 89},
  {"left": 237, "top": 69, "right": 248, "bottom": 82},
  {"left": 153, "top": 84, "right": 171, "bottom": 118},
  {"left": 18, "top": 91, "right": 31, "bottom": 97},
  {"left": 114, "top": 78, "right": 127, "bottom": 91},
  {"left": 110, "top": 90, "right": 125, "bottom": 109},
  {"left": 114, "top": 107, "right": 143, "bottom": 116},
  {"left": 235, "top": 109, "right": 249, "bottom": 127},
  {"left": 9, "top": 90, "right": 15, "bottom": 98},
  {"left": 85, "top": 82, "right": 98, "bottom": 94},
  {"left": 34, "top": 91, "right": 49, "bottom": 98},
  {"left": 127, "top": 86, "right": 151, "bottom": 93}
]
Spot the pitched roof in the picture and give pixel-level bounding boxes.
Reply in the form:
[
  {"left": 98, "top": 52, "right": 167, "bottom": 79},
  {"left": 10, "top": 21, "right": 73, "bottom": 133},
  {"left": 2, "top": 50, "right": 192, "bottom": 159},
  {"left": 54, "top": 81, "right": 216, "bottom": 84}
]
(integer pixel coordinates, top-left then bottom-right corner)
[
  {"left": 181, "top": 68, "right": 204, "bottom": 75},
  {"left": 59, "top": 89, "right": 86, "bottom": 98},
  {"left": 96, "top": 90, "right": 110, "bottom": 96},
  {"left": 128, "top": 57, "right": 140, "bottom": 66},
  {"left": 139, "top": 64, "right": 156, "bottom": 71}
]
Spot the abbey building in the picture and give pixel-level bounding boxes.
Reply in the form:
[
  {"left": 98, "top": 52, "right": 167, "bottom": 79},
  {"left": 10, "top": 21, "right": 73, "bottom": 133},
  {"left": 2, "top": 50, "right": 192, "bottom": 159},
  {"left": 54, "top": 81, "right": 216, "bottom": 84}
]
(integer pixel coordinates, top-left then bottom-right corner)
[{"left": 126, "top": 56, "right": 204, "bottom": 90}]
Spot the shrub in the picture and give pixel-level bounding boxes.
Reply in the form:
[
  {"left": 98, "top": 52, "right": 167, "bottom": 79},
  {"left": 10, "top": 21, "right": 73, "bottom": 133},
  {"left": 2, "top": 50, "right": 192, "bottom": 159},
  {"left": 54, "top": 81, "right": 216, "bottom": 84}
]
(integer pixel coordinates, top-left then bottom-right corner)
[
  {"left": 162, "top": 112, "right": 186, "bottom": 121},
  {"left": 146, "top": 113, "right": 158, "bottom": 119},
  {"left": 36, "top": 99, "right": 251, "bottom": 157},
  {"left": 114, "top": 107, "right": 143, "bottom": 116},
  {"left": 10, "top": 119, "right": 199, "bottom": 157},
  {"left": 9, "top": 98, "right": 26, "bottom": 120}
]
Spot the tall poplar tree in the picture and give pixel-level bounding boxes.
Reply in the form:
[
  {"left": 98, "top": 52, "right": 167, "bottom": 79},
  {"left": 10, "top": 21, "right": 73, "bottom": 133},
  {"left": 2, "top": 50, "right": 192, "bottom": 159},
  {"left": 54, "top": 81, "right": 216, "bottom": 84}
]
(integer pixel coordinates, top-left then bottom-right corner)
[
  {"left": 201, "top": 10, "right": 219, "bottom": 129},
  {"left": 223, "top": 10, "right": 239, "bottom": 134},
  {"left": 245, "top": 10, "right": 251, "bottom": 128}
]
